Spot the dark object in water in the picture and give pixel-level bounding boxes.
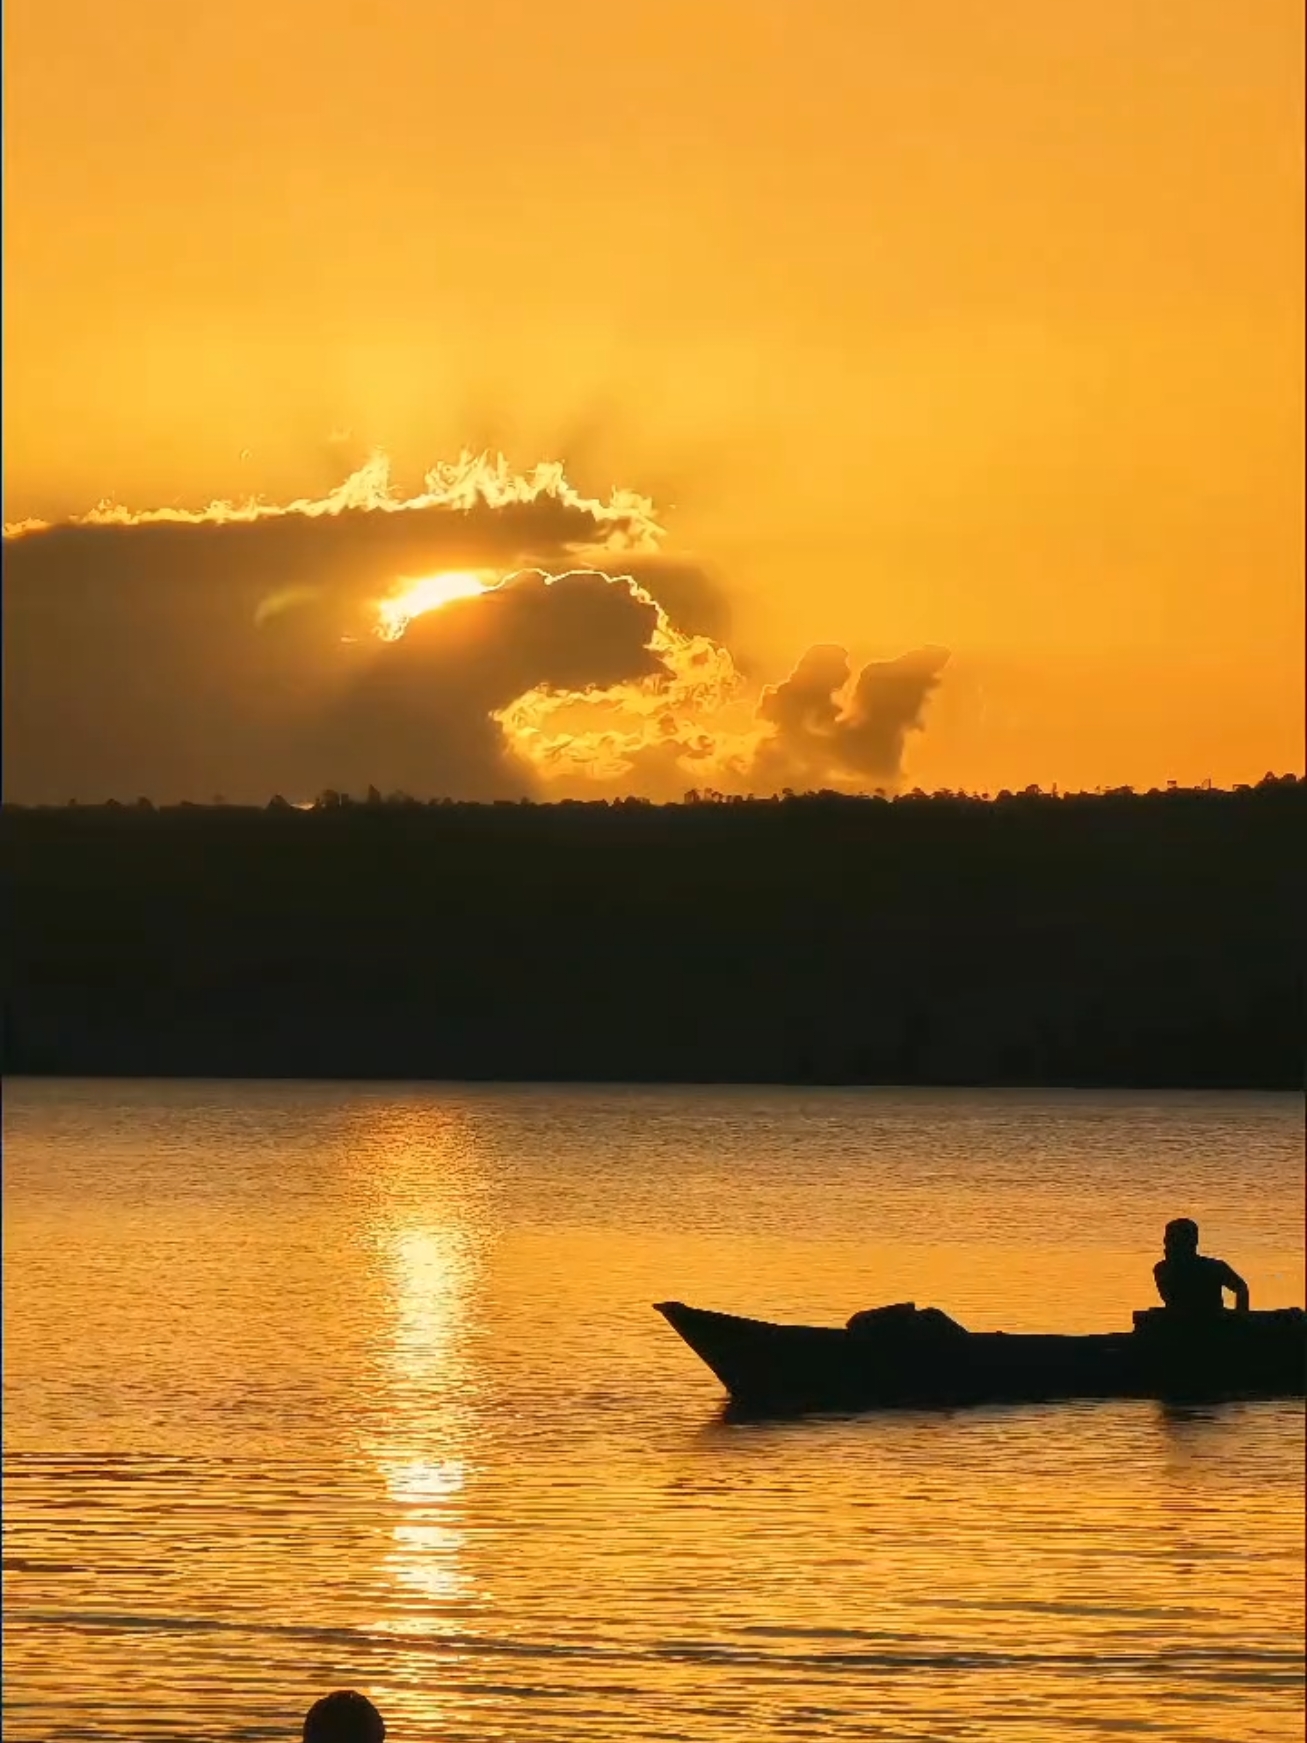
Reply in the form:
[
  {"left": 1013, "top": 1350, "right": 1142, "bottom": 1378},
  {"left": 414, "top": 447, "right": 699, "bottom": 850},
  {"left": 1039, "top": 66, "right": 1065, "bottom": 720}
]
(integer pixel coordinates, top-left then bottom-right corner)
[
  {"left": 653, "top": 1300, "right": 1307, "bottom": 1414},
  {"left": 303, "top": 1691, "right": 385, "bottom": 1743}
]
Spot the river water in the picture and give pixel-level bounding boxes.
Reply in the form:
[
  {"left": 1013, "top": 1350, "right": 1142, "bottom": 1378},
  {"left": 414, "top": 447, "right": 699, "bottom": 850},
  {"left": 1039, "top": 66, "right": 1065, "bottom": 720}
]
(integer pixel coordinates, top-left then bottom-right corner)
[{"left": 3, "top": 1081, "right": 1303, "bottom": 1741}]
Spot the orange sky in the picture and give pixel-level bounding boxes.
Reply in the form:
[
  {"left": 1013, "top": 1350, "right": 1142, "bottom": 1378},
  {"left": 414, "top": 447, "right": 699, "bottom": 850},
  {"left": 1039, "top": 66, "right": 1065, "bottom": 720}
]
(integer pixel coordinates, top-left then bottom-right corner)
[{"left": 5, "top": 0, "right": 1303, "bottom": 794}]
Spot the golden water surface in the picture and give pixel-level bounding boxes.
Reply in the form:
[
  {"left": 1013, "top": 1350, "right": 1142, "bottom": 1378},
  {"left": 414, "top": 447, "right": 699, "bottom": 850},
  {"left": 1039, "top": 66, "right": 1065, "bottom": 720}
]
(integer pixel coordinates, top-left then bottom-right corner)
[{"left": 3, "top": 1083, "right": 1304, "bottom": 1741}]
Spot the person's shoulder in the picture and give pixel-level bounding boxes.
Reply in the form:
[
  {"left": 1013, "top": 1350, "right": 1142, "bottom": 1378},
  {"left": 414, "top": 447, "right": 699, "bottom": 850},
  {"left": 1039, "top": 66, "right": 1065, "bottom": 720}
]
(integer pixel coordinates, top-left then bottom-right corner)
[{"left": 1198, "top": 1254, "right": 1238, "bottom": 1280}]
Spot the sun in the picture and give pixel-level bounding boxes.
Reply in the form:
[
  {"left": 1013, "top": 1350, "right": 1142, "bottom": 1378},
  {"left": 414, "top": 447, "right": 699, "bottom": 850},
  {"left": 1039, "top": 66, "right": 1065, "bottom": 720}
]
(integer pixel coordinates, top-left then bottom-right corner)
[{"left": 375, "top": 570, "right": 492, "bottom": 641}]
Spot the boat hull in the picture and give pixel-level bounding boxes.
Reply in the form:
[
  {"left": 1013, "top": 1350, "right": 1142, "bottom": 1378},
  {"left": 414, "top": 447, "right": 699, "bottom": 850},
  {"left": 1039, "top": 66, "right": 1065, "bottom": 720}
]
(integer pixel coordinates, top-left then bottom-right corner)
[{"left": 654, "top": 1301, "right": 1307, "bottom": 1414}]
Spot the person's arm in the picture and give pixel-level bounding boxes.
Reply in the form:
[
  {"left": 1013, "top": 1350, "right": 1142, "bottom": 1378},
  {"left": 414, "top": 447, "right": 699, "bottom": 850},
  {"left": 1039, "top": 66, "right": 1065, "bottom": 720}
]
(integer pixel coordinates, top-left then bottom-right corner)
[
  {"left": 1153, "top": 1259, "right": 1174, "bottom": 1306},
  {"left": 1218, "top": 1262, "right": 1250, "bottom": 1312}
]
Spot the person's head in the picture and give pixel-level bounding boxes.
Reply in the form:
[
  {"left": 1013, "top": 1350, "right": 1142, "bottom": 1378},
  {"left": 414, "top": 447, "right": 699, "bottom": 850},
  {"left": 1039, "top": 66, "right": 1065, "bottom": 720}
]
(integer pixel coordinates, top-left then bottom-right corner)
[
  {"left": 303, "top": 1691, "right": 385, "bottom": 1743},
  {"left": 1164, "top": 1217, "right": 1199, "bottom": 1258}
]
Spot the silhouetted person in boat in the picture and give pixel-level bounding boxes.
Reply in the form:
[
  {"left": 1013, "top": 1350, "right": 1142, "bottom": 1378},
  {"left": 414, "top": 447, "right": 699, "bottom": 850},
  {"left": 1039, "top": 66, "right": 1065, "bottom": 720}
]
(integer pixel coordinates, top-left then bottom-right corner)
[
  {"left": 1154, "top": 1218, "right": 1249, "bottom": 1315},
  {"left": 303, "top": 1690, "right": 385, "bottom": 1743}
]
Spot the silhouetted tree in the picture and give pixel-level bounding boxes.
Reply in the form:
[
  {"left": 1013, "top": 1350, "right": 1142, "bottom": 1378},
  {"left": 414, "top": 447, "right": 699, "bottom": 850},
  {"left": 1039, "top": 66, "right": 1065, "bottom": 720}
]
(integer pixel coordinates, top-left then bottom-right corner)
[{"left": 1, "top": 780, "right": 1302, "bottom": 1088}]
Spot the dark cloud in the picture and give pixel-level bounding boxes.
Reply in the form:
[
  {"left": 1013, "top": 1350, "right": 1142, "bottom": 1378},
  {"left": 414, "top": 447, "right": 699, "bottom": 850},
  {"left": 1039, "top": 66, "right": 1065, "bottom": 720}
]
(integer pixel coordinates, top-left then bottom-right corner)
[
  {"left": 4, "top": 488, "right": 651, "bottom": 643},
  {"left": 753, "top": 645, "right": 951, "bottom": 790},
  {"left": 1, "top": 479, "right": 665, "bottom": 803},
  {"left": 2, "top": 463, "right": 948, "bottom": 803},
  {"left": 619, "top": 555, "right": 733, "bottom": 645},
  {"left": 323, "top": 571, "right": 666, "bottom": 799}
]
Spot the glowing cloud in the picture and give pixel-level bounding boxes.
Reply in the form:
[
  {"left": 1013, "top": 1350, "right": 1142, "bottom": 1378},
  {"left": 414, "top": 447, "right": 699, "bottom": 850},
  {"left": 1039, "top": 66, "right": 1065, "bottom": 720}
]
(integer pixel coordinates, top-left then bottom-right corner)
[
  {"left": 492, "top": 567, "right": 746, "bottom": 788},
  {"left": 2, "top": 450, "right": 665, "bottom": 549}
]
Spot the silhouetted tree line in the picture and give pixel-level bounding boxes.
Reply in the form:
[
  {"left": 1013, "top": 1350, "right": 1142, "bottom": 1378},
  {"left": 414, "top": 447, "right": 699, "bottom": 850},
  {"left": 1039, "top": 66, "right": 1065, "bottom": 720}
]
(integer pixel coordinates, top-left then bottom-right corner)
[{"left": 2, "top": 777, "right": 1302, "bottom": 1089}]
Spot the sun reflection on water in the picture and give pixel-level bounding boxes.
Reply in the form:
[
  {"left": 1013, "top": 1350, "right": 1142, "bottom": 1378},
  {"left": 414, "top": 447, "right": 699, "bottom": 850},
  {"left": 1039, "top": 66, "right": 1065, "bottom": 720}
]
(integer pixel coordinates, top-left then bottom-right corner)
[
  {"left": 382, "top": 1454, "right": 469, "bottom": 1609},
  {"left": 350, "top": 1106, "right": 490, "bottom": 1724}
]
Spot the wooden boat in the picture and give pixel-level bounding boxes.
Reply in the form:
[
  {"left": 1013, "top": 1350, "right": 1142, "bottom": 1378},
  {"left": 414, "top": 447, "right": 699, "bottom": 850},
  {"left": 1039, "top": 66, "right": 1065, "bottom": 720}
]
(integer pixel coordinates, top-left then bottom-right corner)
[{"left": 653, "top": 1300, "right": 1307, "bottom": 1414}]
